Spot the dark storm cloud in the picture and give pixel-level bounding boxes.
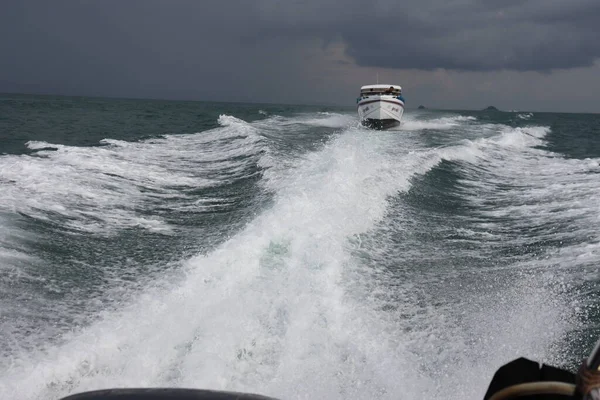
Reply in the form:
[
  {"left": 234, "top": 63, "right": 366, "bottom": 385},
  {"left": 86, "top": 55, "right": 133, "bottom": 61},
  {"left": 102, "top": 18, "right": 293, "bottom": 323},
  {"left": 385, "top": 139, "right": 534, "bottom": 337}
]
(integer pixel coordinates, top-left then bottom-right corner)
[
  {"left": 249, "top": 0, "right": 600, "bottom": 71},
  {"left": 0, "top": 0, "right": 599, "bottom": 102},
  {"left": 0, "top": 1, "right": 299, "bottom": 100}
]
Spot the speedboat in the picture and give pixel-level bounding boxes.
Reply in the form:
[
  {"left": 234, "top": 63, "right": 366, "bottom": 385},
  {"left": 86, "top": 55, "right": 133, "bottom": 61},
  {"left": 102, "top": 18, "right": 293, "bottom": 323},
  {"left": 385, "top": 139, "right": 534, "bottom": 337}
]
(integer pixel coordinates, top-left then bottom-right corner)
[{"left": 357, "top": 84, "right": 405, "bottom": 129}]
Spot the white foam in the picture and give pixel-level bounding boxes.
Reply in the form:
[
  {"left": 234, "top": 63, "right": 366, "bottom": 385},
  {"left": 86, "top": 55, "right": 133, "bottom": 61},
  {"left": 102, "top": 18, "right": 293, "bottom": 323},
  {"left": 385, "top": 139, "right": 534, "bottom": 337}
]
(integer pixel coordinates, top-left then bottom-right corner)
[
  {"left": 0, "top": 127, "right": 440, "bottom": 399},
  {"left": 400, "top": 115, "right": 477, "bottom": 131},
  {"left": 290, "top": 112, "right": 357, "bottom": 129},
  {"left": 0, "top": 118, "right": 581, "bottom": 400},
  {"left": 455, "top": 123, "right": 600, "bottom": 297},
  {"left": 517, "top": 113, "right": 534, "bottom": 120},
  {"left": 0, "top": 115, "right": 266, "bottom": 235},
  {"left": 458, "top": 126, "right": 600, "bottom": 234}
]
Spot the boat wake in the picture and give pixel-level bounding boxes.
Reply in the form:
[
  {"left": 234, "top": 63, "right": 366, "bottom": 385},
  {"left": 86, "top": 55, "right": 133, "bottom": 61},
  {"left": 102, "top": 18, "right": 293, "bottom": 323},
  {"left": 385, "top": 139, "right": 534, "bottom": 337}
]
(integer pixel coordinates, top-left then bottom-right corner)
[{"left": 0, "top": 111, "right": 596, "bottom": 400}]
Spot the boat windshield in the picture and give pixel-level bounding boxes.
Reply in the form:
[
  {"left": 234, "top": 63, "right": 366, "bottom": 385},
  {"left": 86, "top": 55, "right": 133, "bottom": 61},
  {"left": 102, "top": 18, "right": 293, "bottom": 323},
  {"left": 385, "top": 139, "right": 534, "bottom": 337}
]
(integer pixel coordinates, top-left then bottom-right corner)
[{"left": 360, "top": 88, "right": 401, "bottom": 97}]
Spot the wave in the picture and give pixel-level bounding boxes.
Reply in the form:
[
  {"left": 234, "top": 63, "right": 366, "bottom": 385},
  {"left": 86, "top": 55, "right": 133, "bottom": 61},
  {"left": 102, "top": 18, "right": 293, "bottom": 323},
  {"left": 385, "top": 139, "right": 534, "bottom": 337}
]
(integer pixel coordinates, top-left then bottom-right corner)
[
  {"left": 517, "top": 113, "right": 534, "bottom": 120},
  {"left": 1, "top": 118, "right": 579, "bottom": 400},
  {"left": 286, "top": 112, "right": 356, "bottom": 129},
  {"left": 400, "top": 115, "right": 477, "bottom": 131},
  {"left": 0, "top": 115, "right": 268, "bottom": 236},
  {"left": 458, "top": 125, "right": 600, "bottom": 252}
]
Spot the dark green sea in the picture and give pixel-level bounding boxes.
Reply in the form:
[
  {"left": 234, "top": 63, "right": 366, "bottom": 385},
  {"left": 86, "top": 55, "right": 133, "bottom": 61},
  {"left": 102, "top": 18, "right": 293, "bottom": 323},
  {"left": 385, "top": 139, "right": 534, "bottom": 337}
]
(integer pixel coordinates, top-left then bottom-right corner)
[{"left": 1, "top": 93, "right": 600, "bottom": 400}]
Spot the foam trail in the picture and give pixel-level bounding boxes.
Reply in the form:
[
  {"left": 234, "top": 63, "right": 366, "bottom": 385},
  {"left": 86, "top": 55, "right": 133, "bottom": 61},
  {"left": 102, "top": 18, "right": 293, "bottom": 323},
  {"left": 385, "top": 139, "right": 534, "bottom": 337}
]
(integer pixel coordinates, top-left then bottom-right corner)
[
  {"left": 259, "top": 112, "right": 357, "bottom": 129},
  {"left": 0, "top": 119, "right": 579, "bottom": 400},
  {"left": 344, "top": 124, "right": 581, "bottom": 398},
  {"left": 400, "top": 115, "right": 477, "bottom": 131},
  {"left": 0, "top": 128, "right": 441, "bottom": 400},
  {"left": 458, "top": 125, "right": 600, "bottom": 269},
  {"left": 0, "top": 115, "right": 265, "bottom": 235},
  {"left": 0, "top": 114, "right": 272, "bottom": 359},
  {"left": 297, "top": 112, "right": 357, "bottom": 128}
]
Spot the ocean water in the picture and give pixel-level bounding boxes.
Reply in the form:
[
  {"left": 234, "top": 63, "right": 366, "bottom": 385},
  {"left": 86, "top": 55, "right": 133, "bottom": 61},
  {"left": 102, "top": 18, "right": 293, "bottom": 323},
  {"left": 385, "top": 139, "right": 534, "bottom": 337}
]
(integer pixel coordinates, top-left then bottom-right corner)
[{"left": 1, "top": 93, "right": 600, "bottom": 400}]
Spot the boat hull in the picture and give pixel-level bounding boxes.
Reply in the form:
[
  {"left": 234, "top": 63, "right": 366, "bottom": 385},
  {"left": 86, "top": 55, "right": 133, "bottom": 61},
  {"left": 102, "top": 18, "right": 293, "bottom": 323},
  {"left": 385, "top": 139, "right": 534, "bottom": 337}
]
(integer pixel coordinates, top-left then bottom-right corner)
[
  {"left": 362, "top": 118, "right": 400, "bottom": 130},
  {"left": 357, "top": 96, "right": 404, "bottom": 130}
]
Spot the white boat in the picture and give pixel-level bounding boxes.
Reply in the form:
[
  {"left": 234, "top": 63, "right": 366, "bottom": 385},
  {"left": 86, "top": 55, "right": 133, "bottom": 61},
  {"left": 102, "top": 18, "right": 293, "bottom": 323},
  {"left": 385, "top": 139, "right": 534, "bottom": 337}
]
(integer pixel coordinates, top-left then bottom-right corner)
[{"left": 357, "top": 84, "right": 405, "bottom": 129}]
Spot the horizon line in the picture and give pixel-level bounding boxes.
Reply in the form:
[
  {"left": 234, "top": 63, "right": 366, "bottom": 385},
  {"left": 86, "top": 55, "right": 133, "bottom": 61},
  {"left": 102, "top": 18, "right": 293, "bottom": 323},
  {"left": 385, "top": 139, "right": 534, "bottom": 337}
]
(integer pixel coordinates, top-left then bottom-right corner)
[{"left": 1, "top": 91, "right": 597, "bottom": 115}]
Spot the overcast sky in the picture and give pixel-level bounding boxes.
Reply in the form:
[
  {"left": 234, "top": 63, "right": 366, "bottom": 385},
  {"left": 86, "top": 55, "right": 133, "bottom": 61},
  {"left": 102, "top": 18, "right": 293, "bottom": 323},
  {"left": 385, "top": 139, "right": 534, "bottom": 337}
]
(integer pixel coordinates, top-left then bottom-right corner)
[{"left": 1, "top": 0, "right": 599, "bottom": 112}]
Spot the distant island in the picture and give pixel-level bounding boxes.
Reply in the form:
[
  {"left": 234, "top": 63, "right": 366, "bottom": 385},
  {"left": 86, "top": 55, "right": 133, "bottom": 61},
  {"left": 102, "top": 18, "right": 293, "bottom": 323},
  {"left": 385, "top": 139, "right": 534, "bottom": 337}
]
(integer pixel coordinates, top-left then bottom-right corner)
[
  {"left": 483, "top": 106, "right": 499, "bottom": 111},
  {"left": 418, "top": 105, "right": 426, "bottom": 109}
]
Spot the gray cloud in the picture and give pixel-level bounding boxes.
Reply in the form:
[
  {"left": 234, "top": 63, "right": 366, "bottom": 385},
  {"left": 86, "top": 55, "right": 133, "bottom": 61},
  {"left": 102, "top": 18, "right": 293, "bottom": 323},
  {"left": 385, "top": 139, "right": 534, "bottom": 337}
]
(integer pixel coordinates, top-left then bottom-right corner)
[
  {"left": 250, "top": 0, "right": 600, "bottom": 71},
  {"left": 1, "top": 0, "right": 599, "bottom": 111}
]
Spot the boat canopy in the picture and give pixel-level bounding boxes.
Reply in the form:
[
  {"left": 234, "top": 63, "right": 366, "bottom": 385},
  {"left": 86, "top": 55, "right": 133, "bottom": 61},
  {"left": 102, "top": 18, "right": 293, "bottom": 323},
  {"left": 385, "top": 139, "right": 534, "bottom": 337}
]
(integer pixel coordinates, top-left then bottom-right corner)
[{"left": 360, "top": 84, "right": 402, "bottom": 95}]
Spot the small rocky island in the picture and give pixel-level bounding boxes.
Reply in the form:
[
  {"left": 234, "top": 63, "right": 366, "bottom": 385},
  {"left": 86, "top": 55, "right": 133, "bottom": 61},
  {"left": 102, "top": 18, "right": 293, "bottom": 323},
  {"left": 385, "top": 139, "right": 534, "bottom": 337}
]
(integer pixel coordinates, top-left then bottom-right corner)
[
  {"left": 418, "top": 105, "right": 426, "bottom": 109},
  {"left": 483, "top": 106, "right": 499, "bottom": 111}
]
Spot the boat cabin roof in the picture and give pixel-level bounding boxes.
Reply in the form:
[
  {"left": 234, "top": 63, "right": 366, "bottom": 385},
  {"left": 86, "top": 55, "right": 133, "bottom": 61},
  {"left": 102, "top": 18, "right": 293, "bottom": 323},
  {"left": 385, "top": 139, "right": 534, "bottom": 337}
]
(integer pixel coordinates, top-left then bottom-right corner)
[
  {"left": 360, "top": 84, "right": 402, "bottom": 95},
  {"left": 360, "top": 85, "right": 402, "bottom": 91},
  {"left": 361, "top": 84, "right": 402, "bottom": 91}
]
